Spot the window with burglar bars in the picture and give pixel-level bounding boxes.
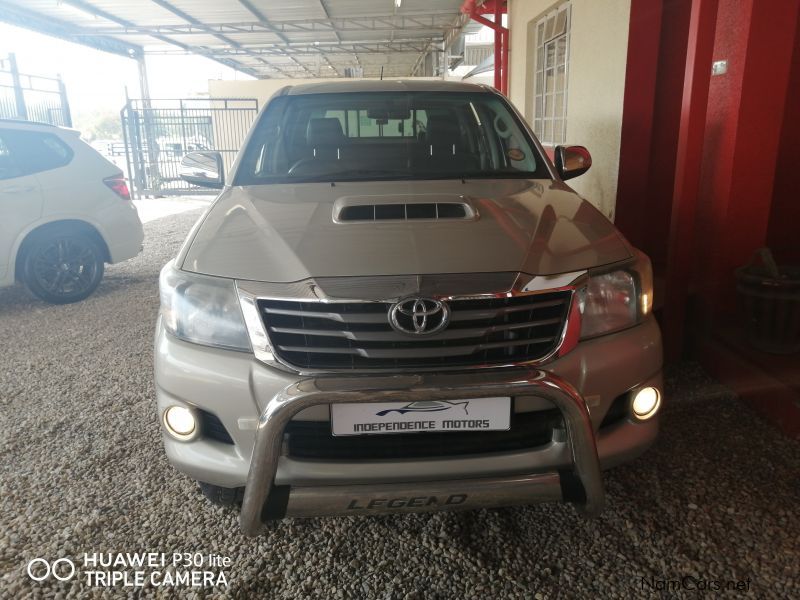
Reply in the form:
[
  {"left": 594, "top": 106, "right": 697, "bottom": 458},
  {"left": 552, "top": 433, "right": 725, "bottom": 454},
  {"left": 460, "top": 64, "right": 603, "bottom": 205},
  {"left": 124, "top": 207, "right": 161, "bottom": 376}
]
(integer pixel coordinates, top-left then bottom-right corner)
[{"left": 533, "top": 4, "right": 571, "bottom": 146}]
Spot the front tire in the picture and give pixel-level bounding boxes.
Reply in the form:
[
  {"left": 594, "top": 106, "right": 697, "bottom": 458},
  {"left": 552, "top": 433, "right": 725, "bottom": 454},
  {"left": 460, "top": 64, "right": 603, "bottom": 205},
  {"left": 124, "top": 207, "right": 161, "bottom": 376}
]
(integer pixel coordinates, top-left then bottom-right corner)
[
  {"left": 198, "top": 482, "right": 244, "bottom": 507},
  {"left": 22, "top": 233, "right": 105, "bottom": 304}
]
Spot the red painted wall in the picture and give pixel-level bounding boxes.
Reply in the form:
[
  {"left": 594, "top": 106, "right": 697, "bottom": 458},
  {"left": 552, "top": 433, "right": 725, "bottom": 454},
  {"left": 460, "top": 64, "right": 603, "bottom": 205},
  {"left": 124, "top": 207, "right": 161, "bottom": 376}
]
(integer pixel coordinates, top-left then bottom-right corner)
[
  {"left": 616, "top": 0, "right": 800, "bottom": 350},
  {"left": 692, "top": 0, "right": 800, "bottom": 320},
  {"left": 615, "top": 0, "right": 800, "bottom": 431},
  {"left": 768, "top": 9, "right": 800, "bottom": 264},
  {"left": 645, "top": 0, "right": 692, "bottom": 270},
  {"left": 614, "top": 0, "right": 663, "bottom": 252},
  {"left": 615, "top": 0, "right": 692, "bottom": 272},
  {"left": 691, "top": 0, "right": 752, "bottom": 319}
]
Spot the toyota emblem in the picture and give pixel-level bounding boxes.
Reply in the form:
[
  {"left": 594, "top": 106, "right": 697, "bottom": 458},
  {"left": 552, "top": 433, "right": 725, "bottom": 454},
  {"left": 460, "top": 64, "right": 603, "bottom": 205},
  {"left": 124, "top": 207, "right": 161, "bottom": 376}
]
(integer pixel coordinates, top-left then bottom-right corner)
[{"left": 389, "top": 297, "right": 450, "bottom": 335}]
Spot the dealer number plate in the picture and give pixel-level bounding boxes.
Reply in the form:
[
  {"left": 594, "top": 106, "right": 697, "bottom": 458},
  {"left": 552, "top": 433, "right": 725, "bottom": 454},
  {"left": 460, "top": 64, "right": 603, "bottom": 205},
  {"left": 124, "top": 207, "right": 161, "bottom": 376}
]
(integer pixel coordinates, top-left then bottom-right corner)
[{"left": 330, "top": 398, "right": 511, "bottom": 436}]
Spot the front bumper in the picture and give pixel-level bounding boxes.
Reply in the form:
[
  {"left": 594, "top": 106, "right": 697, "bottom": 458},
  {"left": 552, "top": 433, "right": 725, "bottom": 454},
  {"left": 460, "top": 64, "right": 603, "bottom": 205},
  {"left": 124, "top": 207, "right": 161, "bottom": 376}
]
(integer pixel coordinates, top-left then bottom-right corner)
[
  {"left": 240, "top": 369, "right": 604, "bottom": 536},
  {"left": 155, "top": 316, "right": 662, "bottom": 533}
]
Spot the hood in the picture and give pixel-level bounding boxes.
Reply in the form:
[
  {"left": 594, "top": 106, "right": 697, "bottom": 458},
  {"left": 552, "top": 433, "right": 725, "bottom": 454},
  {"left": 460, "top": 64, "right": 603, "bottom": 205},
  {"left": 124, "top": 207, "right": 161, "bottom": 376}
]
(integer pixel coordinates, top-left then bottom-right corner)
[{"left": 180, "top": 179, "right": 631, "bottom": 282}]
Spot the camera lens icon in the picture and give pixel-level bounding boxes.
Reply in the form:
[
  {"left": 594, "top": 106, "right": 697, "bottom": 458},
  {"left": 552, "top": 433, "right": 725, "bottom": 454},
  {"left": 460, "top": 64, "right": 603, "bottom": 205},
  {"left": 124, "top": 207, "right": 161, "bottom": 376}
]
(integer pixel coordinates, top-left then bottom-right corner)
[{"left": 27, "top": 558, "right": 76, "bottom": 582}]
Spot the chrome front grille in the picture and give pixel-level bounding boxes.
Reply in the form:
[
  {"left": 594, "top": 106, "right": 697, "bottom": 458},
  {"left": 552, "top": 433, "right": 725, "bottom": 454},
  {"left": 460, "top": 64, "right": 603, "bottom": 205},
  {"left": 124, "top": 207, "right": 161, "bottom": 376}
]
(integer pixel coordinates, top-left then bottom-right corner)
[{"left": 257, "top": 290, "right": 571, "bottom": 371}]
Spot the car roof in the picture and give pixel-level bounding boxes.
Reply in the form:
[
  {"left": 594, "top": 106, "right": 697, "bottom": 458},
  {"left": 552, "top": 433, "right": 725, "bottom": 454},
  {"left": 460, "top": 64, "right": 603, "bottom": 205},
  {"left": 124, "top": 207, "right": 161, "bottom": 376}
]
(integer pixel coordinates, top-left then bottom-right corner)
[
  {"left": 280, "top": 79, "right": 494, "bottom": 96},
  {"left": 0, "top": 118, "right": 60, "bottom": 130},
  {"left": 0, "top": 118, "right": 80, "bottom": 136},
  {"left": 0, "top": 117, "right": 56, "bottom": 126}
]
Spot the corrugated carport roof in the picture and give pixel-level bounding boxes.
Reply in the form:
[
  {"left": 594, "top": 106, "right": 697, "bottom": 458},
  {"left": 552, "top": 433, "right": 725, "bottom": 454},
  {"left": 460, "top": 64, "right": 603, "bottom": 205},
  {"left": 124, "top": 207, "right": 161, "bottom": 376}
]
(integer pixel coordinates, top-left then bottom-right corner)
[{"left": 0, "top": 0, "right": 472, "bottom": 78}]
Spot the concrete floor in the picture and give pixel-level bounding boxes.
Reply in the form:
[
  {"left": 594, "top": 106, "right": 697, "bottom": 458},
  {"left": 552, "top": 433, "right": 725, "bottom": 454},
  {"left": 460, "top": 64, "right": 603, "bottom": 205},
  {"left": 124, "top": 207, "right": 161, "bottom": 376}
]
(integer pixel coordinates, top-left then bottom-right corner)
[
  {"left": 0, "top": 207, "right": 798, "bottom": 598},
  {"left": 132, "top": 196, "right": 211, "bottom": 223}
]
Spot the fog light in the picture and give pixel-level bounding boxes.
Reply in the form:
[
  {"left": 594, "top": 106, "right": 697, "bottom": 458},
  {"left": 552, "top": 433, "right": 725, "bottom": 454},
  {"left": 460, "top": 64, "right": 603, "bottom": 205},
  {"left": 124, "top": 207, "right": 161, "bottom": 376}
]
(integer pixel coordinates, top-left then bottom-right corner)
[
  {"left": 163, "top": 405, "right": 197, "bottom": 440},
  {"left": 632, "top": 387, "right": 661, "bottom": 420}
]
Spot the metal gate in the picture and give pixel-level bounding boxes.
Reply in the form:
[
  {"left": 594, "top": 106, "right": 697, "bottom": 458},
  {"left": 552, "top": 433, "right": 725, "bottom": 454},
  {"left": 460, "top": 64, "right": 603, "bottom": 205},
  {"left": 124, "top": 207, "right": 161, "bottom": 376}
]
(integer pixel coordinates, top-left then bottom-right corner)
[
  {"left": 121, "top": 98, "right": 259, "bottom": 197},
  {"left": 0, "top": 53, "right": 72, "bottom": 126}
]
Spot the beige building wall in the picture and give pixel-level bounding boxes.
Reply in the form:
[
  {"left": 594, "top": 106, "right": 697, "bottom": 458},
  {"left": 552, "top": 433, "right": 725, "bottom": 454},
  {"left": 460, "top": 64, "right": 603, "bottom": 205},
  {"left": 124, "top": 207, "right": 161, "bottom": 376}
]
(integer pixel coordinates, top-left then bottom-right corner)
[
  {"left": 508, "top": 0, "right": 631, "bottom": 220},
  {"left": 209, "top": 78, "right": 327, "bottom": 108}
]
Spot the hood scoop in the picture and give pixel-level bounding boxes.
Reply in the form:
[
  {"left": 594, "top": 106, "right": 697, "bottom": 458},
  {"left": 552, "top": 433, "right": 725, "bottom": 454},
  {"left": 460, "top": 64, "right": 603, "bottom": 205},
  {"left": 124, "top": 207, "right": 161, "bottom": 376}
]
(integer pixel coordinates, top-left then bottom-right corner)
[{"left": 333, "top": 194, "right": 477, "bottom": 223}]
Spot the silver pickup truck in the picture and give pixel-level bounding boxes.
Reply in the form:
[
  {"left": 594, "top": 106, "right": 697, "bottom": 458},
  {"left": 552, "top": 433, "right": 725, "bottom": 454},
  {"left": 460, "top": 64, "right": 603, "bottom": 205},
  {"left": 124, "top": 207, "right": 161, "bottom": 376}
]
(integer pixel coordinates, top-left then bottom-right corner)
[{"left": 155, "top": 80, "right": 662, "bottom": 536}]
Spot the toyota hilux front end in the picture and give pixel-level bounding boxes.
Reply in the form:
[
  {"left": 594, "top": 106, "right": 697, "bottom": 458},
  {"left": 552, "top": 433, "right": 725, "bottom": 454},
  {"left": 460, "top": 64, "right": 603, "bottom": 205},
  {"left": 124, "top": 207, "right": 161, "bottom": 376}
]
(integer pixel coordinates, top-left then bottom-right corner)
[{"left": 155, "top": 80, "right": 663, "bottom": 536}]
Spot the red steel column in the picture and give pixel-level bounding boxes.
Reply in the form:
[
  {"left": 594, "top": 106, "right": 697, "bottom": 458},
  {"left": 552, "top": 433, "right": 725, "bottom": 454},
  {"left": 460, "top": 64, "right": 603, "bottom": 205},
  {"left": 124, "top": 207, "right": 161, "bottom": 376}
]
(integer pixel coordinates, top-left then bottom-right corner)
[
  {"left": 494, "top": 1, "right": 502, "bottom": 91},
  {"left": 662, "top": 0, "right": 719, "bottom": 360},
  {"left": 501, "top": 28, "right": 509, "bottom": 95},
  {"left": 613, "top": 0, "right": 664, "bottom": 248},
  {"left": 462, "top": 0, "right": 508, "bottom": 94}
]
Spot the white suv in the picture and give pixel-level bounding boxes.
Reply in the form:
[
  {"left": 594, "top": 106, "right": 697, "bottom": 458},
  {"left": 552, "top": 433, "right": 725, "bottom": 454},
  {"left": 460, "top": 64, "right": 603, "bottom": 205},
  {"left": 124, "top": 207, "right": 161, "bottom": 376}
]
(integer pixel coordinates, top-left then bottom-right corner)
[{"left": 0, "top": 120, "right": 144, "bottom": 303}]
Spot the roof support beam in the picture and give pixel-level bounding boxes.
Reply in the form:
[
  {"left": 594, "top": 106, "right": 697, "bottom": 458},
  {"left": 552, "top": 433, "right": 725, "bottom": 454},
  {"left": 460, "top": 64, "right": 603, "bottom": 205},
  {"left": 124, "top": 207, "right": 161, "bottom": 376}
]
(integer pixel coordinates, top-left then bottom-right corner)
[
  {"left": 56, "top": 0, "right": 261, "bottom": 77},
  {"left": 150, "top": 39, "right": 437, "bottom": 56},
  {"left": 68, "top": 14, "right": 464, "bottom": 36},
  {"left": 0, "top": 1, "right": 472, "bottom": 79},
  {"left": 411, "top": 11, "right": 469, "bottom": 76},
  {"left": 237, "top": 0, "right": 289, "bottom": 43},
  {"left": 236, "top": 0, "right": 317, "bottom": 77},
  {"left": 147, "top": 0, "right": 306, "bottom": 78},
  {"left": 0, "top": 1, "right": 143, "bottom": 58},
  {"left": 313, "top": 0, "right": 342, "bottom": 77}
]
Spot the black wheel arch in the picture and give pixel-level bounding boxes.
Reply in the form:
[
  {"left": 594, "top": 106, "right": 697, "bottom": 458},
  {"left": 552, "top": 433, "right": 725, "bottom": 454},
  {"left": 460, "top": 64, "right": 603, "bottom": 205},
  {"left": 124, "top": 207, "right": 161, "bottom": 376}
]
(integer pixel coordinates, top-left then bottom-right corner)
[{"left": 14, "top": 220, "right": 111, "bottom": 283}]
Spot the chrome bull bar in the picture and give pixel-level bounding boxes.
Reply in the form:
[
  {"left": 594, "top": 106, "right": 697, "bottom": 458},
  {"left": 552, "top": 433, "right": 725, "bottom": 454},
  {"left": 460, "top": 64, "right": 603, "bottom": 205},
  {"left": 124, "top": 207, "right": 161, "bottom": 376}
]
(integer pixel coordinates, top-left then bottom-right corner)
[{"left": 240, "top": 369, "right": 605, "bottom": 536}]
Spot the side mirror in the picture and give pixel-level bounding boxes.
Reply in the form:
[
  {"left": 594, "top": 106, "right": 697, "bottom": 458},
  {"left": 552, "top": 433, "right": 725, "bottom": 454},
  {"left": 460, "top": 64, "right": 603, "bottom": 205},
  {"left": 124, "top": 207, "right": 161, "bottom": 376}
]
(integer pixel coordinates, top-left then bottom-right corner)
[
  {"left": 554, "top": 145, "right": 592, "bottom": 180},
  {"left": 179, "top": 151, "right": 224, "bottom": 189}
]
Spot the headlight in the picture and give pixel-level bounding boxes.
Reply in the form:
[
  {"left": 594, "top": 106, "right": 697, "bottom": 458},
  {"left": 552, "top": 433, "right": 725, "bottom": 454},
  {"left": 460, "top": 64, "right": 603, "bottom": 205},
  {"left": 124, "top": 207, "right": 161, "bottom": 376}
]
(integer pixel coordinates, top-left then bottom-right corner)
[
  {"left": 159, "top": 262, "right": 251, "bottom": 351},
  {"left": 579, "top": 250, "right": 653, "bottom": 339}
]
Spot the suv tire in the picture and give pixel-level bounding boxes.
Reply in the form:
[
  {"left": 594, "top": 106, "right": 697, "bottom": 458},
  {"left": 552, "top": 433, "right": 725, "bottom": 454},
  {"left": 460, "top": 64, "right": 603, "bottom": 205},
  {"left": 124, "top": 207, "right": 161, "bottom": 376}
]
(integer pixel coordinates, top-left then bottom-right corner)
[
  {"left": 198, "top": 482, "right": 244, "bottom": 507},
  {"left": 22, "top": 232, "right": 105, "bottom": 304}
]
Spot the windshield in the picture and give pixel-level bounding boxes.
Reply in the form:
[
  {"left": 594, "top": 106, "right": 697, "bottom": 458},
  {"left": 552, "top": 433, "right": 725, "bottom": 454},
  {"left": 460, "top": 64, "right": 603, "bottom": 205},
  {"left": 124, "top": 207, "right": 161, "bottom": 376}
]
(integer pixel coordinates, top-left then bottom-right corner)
[{"left": 234, "top": 91, "right": 550, "bottom": 184}]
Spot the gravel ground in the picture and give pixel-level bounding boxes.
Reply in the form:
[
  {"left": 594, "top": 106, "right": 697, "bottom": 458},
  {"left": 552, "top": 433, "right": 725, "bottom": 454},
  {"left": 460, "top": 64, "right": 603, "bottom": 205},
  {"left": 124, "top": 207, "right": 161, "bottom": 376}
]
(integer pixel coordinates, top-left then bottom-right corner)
[{"left": 1, "top": 209, "right": 798, "bottom": 599}]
